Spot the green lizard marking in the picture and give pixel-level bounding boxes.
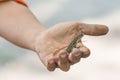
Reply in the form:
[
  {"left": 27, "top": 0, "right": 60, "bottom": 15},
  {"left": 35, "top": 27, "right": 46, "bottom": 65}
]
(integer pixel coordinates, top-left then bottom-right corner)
[{"left": 66, "top": 32, "right": 84, "bottom": 53}]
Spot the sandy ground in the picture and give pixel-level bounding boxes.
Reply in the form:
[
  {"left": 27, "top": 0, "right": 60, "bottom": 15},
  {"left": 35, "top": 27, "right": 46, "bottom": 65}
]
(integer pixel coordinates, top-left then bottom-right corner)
[{"left": 0, "top": 0, "right": 120, "bottom": 80}]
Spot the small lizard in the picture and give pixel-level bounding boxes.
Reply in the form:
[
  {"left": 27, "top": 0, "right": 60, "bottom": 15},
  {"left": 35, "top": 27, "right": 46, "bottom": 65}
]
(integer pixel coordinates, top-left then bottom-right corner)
[{"left": 66, "top": 32, "right": 84, "bottom": 53}]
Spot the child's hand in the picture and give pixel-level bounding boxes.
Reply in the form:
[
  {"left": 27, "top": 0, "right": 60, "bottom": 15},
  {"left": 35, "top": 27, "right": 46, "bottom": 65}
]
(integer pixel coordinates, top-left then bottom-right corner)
[{"left": 35, "top": 22, "right": 109, "bottom": 72}]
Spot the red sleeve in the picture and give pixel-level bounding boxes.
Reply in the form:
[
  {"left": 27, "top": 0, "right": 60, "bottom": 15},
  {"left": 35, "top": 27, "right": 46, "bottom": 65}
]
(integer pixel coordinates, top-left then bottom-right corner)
[{"left": 0, "top": 0, "right": 28, "bottom": 7}]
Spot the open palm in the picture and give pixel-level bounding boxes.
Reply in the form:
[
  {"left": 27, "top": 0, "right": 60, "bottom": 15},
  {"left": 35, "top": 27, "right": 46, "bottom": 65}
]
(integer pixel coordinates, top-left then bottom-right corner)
[{"left": 35, "top": 22, "right": 108, "bottom": 72}]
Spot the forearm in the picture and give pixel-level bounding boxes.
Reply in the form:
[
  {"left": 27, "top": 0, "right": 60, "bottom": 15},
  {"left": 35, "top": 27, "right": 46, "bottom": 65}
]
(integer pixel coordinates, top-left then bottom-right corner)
[{"left": 0, "top": 1, "right": 46, "bottom": 51}]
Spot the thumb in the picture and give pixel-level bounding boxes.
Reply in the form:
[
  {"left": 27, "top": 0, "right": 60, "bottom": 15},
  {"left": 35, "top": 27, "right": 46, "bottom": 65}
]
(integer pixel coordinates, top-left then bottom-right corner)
[{"left": 79, "top": 23, "right": 109, "bottom": 36}]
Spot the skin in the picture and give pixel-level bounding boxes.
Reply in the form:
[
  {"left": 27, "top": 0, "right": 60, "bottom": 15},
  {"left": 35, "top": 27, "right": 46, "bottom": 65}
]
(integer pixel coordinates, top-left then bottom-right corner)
[{"left": 0, "top": 1, "right": 109, "bottom": 72}]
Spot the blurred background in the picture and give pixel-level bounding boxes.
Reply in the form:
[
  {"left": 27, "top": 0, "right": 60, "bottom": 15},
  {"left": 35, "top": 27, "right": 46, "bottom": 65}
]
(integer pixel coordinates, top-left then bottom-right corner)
[{"left": 0, "top": 0, "right": 120, "bottom": 80}]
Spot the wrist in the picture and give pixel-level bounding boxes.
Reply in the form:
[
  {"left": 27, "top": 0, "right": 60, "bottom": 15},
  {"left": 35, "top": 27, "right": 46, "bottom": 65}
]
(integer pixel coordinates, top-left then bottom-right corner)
[
  {"left": 33, "top": 28, "right": 47, "bottom": 53},
  {"left": 30, "top": 27, "right": 47, "bottom": 52}
]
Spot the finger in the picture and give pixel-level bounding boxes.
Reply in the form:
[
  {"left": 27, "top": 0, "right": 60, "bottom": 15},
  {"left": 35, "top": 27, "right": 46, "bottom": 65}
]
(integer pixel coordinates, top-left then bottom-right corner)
[
  {"left": 76, "top": 41, "right": 82, "bottom": 48},
  {"left": 79, "top": 23, "right": 109, "bottom": 36},
  {"left": 57, "top": 50, "right": 70, "bottom": 71},
  {"left": 47, "top": 59, "right": 57, "bottom": 71},
  {"left": 68, "top": 48, "right": 82, "bottom": 65},
  {"left": 79, "top": 46, "right": 90, "bottom": 58}
]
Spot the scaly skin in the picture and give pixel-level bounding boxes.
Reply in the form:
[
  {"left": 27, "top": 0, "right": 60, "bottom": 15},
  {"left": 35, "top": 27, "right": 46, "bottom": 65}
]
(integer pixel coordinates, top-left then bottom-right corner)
[{"left": 66, "top": 32, "right": 84, "bottom": 53}]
